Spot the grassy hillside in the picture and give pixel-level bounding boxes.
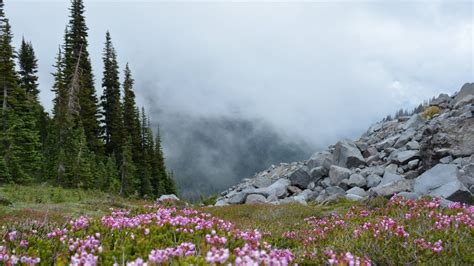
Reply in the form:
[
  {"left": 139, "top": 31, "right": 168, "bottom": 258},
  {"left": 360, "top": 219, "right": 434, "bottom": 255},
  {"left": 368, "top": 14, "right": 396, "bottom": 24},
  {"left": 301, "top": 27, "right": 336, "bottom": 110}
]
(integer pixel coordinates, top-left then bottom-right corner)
[{"left": 0, "top": 185, "right": 472, "bottom": 265}]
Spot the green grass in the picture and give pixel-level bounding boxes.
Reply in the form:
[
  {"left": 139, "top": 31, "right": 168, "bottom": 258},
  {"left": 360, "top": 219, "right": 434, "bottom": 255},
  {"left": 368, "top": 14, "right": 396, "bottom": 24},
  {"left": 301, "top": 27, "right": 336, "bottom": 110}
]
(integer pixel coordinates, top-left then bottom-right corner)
[{"left": 0, "top": 184, "right": 147, "bottom": 226}]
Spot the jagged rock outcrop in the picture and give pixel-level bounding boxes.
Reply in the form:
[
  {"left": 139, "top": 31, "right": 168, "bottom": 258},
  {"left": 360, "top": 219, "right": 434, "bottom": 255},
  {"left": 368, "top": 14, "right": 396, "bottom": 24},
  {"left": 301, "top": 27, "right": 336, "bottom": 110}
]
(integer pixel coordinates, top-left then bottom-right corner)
[{"left": 215, "top": 83, "right": 474, "bottom": 206}]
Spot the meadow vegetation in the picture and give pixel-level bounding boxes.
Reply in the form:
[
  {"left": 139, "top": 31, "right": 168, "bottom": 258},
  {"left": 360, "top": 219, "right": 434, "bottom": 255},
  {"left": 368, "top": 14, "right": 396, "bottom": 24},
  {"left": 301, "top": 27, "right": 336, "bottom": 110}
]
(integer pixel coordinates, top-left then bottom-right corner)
[{"left": 0, "top": 185, "right": 473, "bottom": 265}]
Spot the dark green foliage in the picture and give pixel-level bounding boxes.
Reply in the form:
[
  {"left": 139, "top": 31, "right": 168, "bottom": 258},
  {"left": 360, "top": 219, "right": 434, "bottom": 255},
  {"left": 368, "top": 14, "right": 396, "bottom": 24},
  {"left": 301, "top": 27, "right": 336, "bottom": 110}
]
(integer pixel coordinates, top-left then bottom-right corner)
[
  {"left": 0, "top": 0, "right": 176, "bottom": 198},
  {"left": 119, "top": 136, "right": 137, "bottom": 196},
  {"left": 63, "top": 0, "right": 102, "bottom": 154},
  {"left": 0, "top": 8, "right": 42, "bottom": 183},
  {"left": 100, "top": 32, "right": 123, "bottom": 160},
  {"left": 18, "top": 38, "right": 39, "bottom": 97}
]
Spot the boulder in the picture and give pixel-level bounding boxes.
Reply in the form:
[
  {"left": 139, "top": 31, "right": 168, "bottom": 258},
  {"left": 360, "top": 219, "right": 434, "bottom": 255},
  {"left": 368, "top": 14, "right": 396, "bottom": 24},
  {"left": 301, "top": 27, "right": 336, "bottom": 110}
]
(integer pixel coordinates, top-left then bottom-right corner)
[
  {"left": 320, "top": 177, "right": 331, "bottom": 188},
  {"left": 406, "top": 141, "right": 420, "bottom": 150},
  {"left": 214, "top": 199, "right": 229, "bottom": 206},
  {"left": 407, "top": 159, "right": 419, "bottom": 170},
  {"left": 253, "top": 175, "right": 273, "bottom": 188},
  {"left": 454, "top": 83, "right": 474, "bottom": 104},
  {"left": 287, "top": 185, "right": 302, "bottom": 195},
  {"left": 394, "top": 129, "right": 416, "bottom": 148},
  {"left": 414, "top": 164, "right": 459, "bottom": 195},
  {"left": 157, "top": 194, "right": 180, "bottom": 202},
  {"left": 439, "top": 155, "right": 453, "bottom": 164},
  {"left": 316, "top": 186, "right": 346, "bottom": 203},
  {"left": 375, "top": 135, "right": 400, "bottom": 151},
  {"left": 329, "top": 165, "right": 351, "bottom": 186},
  {"left": 428, "top": 180, "right": 473, "bottom": 203},
  {"left": 288, "top": 167, "right": 312, "bottom": 189},
  {"left": 414, "top": 164, "right": 473, "bottom": 202},
  {"left": 333, "top": 139, "right": 365, "bottom": 168},
  {"left": 396, "top": 192, "right": 420, "bottom": 200},
  {"left": 226, "top": 191, "right": 248, "bottom": 204},
  {"left": 389, "top": 150, "right": 420, "bottom": 164},
  {"left": 371, "top": 179, "right": 414, "bottom": 197},
  {"left": 403, "top": 114, "right": 425, "bottom": 130},
  {"left": 385, "top": 163, "right": 398, "bottom": 174},
  {"left": 310, "top": 166, "right": 328, "bottom": 181},
  {"left": 294, "top": 189, "right": 319, "bottom": 202},
  {"left": 245, "top": 194, "right": 267, "bottom": 204},
  {"left": 346, "top": 187, "right": 368, "bottom": 197},
  {"left": 348, "top": 174, "right": 366, "bottom": 187},
  {"left": 306, "top": 151, "right": 333, "bottom": 170},
  {"left": 367, "top": 174, "right": 382, "bottom": 188},
  {"left": 257, "top": 178, "right": 290, "bottom": 199},
  {"left": 380, "top": 172, "right": 404, "bottom": 186},
  {"left": 346, "top": 194, "right": 364, "bottom": 201}
]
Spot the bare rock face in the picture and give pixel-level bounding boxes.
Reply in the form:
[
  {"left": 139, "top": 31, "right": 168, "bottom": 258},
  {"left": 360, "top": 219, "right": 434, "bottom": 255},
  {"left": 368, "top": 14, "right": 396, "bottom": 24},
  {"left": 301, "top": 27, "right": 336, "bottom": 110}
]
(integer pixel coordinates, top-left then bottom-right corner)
[{"left": 216, "top": 84, "right": 474, "bottom": 206}]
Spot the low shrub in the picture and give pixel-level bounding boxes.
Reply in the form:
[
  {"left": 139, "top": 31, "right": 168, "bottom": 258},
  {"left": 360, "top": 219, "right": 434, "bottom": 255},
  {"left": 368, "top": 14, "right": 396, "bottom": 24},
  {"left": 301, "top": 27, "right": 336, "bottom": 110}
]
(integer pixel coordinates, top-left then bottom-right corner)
[{"left": 421, "top": 106, "right": 441, "bottom": 120}]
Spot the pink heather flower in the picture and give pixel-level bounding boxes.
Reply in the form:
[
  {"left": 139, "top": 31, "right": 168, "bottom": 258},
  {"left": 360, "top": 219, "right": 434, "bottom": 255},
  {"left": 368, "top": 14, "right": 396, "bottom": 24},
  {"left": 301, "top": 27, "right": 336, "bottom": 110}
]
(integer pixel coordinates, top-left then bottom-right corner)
[
  {"left": 20, "top": 239, "right": 28, "bottom": 248},
  {"left": 432, "top": 240, "right": 443, "bottom": 253},
  {"left": 206, "top": 247, "right": 229, "bottom": 264},
  {"left": 8, "top": 231, "right": 16, "bottom": 242}
]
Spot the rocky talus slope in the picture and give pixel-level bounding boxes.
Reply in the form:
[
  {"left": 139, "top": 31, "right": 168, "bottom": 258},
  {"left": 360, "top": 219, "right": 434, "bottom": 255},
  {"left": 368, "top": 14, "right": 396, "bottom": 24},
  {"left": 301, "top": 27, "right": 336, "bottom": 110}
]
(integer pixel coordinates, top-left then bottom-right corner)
[{"left": 215, "top": 83, "right": 474, "bottom": 206}]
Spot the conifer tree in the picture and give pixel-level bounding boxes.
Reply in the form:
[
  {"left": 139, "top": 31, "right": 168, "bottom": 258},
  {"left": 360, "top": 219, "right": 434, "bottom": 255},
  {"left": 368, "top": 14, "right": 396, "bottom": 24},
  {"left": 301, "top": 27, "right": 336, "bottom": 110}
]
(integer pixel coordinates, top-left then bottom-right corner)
[
  {"left": 151, "top": 126, "right": 167, "bottom": 196},
  {"left": 63, "top": 0, "right": 102, "bottom": 154},
  {"left": 138, "top": 108, "right": 153, "bottom": 198},
  {"left": 17, "top": 38, "right": 49, "bottom": 149},
  {"left": 120, "top": 136, "right": 137, "bottom": 196},
  {"left": 0, "top": 6, "right": 42, "bottom": 183},
  {"left": 100, "top": 31, "right": 123, "bottom": 160},
  {"left": 18, "top": 38, "right": 39, "bottom": 97}
]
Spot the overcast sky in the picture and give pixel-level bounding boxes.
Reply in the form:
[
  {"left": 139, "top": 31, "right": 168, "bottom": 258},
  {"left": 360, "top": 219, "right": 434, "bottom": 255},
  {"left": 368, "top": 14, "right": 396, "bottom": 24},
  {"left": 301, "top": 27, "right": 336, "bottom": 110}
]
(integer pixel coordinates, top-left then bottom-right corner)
[{"left": 6, "top": 0, "right": 473, "bottom": 146}]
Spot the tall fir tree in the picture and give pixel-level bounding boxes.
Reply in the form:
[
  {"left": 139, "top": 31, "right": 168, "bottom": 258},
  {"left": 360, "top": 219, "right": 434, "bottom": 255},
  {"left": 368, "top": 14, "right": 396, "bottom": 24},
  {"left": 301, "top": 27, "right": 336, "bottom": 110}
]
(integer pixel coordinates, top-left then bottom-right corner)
[
  {"left": 0, "top": 4, "right": 42, "bottom": 183},
  {"left": 120, "top": 136, "right": 137, "bottom": 196},
  {"left": 151, "top": 126, "right": 167, "bottom": 196},
  {"left": 63, "top": 0, "right": 102, "bottom": 154},
  {"left": 100, "top": 31, "right": 123, "bottom": 160},
  {"left": 139, "top": 108, "right": 152, "bottom": 198},
  {"left": 122, "top": 64, "right": 142, "bottom": 191},
  {"left": 17, "top": 38, "right": 49, "bottom": 153}
]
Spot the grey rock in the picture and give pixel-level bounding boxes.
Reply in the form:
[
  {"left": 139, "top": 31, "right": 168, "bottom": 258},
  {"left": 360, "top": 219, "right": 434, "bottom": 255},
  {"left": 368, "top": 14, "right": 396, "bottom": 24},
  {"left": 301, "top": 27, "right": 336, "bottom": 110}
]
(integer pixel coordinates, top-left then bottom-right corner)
[
  {"left": 333, "top": 139, "right": 366, "bottom": 168},
  {"left": 394, "top": 129, "right": 416, "bottom": 148},
  {"left": 406, "top": 141, "right": 420, "bottom": 150},
  {"left": 346, "top": 187, "right": 368, "bottom": 197},
  {"left": 390, "top": 150, "right": 420, "bottom": 164},
  {"left": 320, "top": 177, "right": 331, "bottom": 188},
  {"left": 381, "top": 172, "right": 404, "bottom": 186},
  {"left": 226, "top": 191, "right": 248, "bottom": 204},
  {"left": 253, "top": 175, "right": 273, "bottom": 188},
  {"left": 407, "top": 159, "right": 420, "bottom": 170},
  {"left": 396, "top": 192, "right": 420, "bottom": 200},
  {"left": 307, "top": 181, "right": 316, "bottom": 190},
  {"left": 385, "top": 163, "right": 399, "bottom": 174},
  {"left": 310, "top": 166, "right": 328, "bottom": 181},
  {"left": 157, "top": 194, "right": 180, "bottom": 202},
  {"left": 346, "top": 194, "right": 364, "bottom": 201},
  {"left": 214, "top": 199, "right": 229, "bottom": 206},
  {"left": 454, "top": 83, "right": 474, "bottom": 104},
  {"left": 339, "top": 179, "right": 351, "bottom": 190},
  {"left": 439, "top": 155, "right": 453, "bottom": 164},
  {"left": 428, "top": 180, "right": 473, "bottom": 203},
  {"left": 375, "top": 135, "right": 400, "bottom": 151},
  {"left": 371, "top": 179, "right": 414, "bottom": 197},
  {"left": 367, "top": 174, "right": 382, "bottom": 188},
  {"left": 414, "top": 164, "right": 459, "bottom": 195},
  {"left": 403, "top": 114, "right": 425, "bottom": 130},
  {"left": 245, "top": 194, "right": 268, "bottom": 204},
  {"left": 295, "top": 189, "right": 319, "bottom": 202},
  {"left": 288, "top": 167, "right": 312, "bottom": 188},
  {"left": 329, "top": 165, "right": 351, "bottom": 186},
  {"left": 287, "top": 185, "right": 302, "bottom": 195},
  {"left": 348, "top": 174, "right": 366, "bottom": 187},
  {"left": 307, "top": 151, "right": 333, "bottom": 170},
  {"left": 316, "top": 186, "right": 346, "bottom": 203},
  {"left": 258, "top": 178, "right": 291, "bottom": 199}
]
